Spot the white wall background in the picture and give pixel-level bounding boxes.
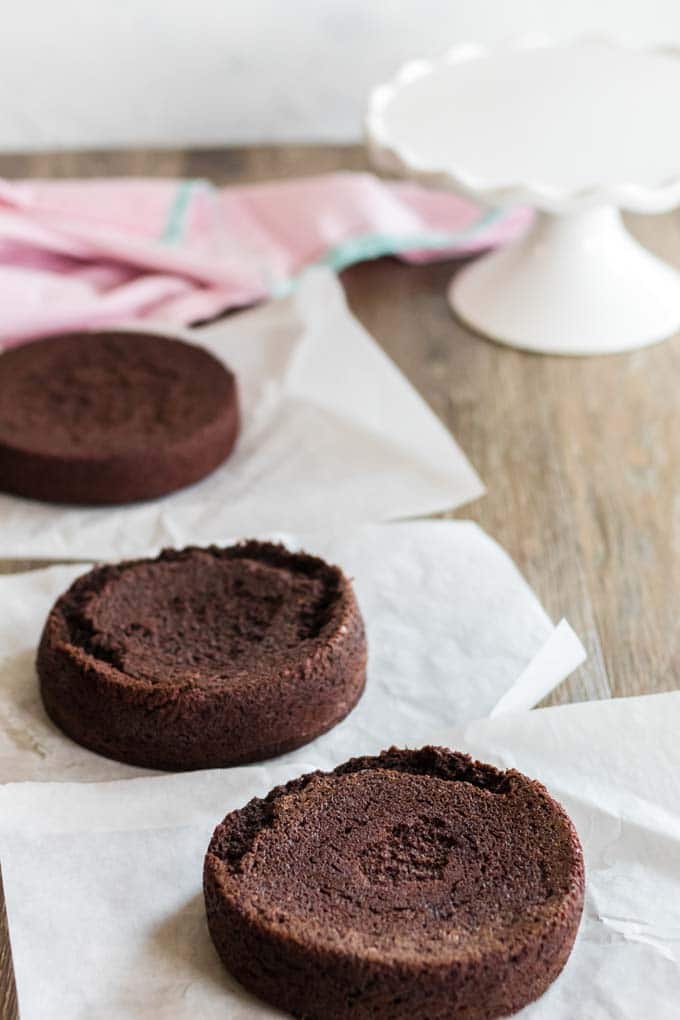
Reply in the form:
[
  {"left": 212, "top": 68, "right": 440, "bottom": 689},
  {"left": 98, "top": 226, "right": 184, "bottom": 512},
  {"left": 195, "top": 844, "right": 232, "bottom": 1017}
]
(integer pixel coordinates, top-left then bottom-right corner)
[{"left": 1, "top": 0, "right": 680, "bottom": 151}]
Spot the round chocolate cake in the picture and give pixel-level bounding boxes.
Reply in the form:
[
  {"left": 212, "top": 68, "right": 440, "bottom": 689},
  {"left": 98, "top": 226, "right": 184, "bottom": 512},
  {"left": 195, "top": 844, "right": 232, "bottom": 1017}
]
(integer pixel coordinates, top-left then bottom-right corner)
[
  {"left": 0, "top": 330, "right": 239, "bottom": 504},
  {"left": 204, "top": 747, "right": 584, "bottom": 1020},
  {"left": 37, "top": 542, "right": 367, "bottom": 770}
]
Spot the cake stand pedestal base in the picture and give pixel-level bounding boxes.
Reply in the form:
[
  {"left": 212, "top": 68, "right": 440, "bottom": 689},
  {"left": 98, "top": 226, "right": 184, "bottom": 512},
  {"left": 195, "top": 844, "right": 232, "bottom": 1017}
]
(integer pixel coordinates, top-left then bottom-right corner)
[{"left": 449, "top": 206, "right": 680, "bottom": 355}]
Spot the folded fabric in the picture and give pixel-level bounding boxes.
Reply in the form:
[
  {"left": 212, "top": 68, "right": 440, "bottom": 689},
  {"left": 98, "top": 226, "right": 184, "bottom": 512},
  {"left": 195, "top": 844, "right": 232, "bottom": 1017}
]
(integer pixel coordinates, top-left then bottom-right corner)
[{"left": 0, "top": 173, "right": 530, "bottom": 345}]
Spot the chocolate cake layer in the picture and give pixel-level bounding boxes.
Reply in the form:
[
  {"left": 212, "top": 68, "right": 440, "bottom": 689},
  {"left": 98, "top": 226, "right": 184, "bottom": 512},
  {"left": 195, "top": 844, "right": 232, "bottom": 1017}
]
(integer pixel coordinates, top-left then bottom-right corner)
[
  {"left": 38, "top": 542, "right": 367, "bottom": 769},
  {"left": 204, "top": 747, "right": 584, "bottom": 1019},
  {"left": 0, "top": 330, "right": 239, "bottom": 504}
]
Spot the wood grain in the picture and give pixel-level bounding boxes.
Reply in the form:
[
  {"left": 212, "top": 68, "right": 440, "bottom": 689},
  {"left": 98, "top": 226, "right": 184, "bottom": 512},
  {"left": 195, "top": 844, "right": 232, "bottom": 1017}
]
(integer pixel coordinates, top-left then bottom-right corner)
[{"left": 1, "top": 143, "right": 679, "bottom": 1017}]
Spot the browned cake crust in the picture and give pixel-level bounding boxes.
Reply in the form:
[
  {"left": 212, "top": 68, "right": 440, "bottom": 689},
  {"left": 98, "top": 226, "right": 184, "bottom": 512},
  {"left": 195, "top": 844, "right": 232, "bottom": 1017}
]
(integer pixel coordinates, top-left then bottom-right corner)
[
  {"left": 37, "top": 542, "right": 367, "bottom": 770},
  {"left": 0, "top": 330, "right": 239, "bottom": 504},
  {"left": 204, "top": 747, "right": 585, "bottom": 1019}
]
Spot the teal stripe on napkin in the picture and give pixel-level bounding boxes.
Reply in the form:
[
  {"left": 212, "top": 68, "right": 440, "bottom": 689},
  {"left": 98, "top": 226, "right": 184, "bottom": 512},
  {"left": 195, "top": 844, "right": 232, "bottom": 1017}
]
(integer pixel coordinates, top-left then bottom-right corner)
[
  {"left": 160, "top": 180, "right": 202, "bottom": 244},
  {"left": 317, "top": 208, "right": 504, "bottom": 272}
]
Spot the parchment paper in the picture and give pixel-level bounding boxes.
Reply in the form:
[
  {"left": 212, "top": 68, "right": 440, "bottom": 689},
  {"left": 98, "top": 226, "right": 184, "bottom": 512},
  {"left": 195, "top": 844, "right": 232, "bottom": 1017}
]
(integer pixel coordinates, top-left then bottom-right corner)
[
  {"left": 2, "top": 692, "right": 678, "bottom": 1018},
  {"left": 0, "top": 520, "right": 584, "bottom": 783},
  {"left": 0, "top": 268, "right": 483, "bottom": 559}
]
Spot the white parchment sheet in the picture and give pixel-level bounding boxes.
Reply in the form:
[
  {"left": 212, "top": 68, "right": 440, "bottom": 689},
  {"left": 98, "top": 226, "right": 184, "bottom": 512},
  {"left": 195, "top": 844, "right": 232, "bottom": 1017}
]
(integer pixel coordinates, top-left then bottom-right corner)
[
  {"left": 1, "top": 693, "right": 678, "bottom": 1018},
  {"left": 0, "top": 268, "right": 483, "bottom": 559},
  {"left": 0, "top": 520, "right": 584, "bottom": 782}
]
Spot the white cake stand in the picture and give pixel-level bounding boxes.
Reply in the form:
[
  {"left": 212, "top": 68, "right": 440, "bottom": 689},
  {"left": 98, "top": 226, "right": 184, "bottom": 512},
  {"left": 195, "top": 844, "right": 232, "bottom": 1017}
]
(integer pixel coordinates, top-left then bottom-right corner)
[{"left": 367, "top": 38, "right": 680, "bottom": 355}]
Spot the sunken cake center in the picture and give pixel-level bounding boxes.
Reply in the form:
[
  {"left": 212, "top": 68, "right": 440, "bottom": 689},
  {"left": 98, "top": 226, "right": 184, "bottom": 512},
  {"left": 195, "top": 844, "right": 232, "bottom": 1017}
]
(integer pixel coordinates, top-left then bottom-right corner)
[
  {"left": 360, "top": 816, "right": 457, "bottom": 884},
  {"left": 239, "top": 769, "right": 571, "bottom": 944},
  {"left": 74, "top": 552, "right": 339, "bottom": 684}
]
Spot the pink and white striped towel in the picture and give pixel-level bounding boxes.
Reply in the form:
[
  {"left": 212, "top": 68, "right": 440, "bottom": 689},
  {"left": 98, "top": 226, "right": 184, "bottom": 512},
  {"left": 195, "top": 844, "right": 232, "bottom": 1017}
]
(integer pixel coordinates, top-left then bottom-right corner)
[{"left": 0, "top": 172, "right": 530, "bottom": 346}]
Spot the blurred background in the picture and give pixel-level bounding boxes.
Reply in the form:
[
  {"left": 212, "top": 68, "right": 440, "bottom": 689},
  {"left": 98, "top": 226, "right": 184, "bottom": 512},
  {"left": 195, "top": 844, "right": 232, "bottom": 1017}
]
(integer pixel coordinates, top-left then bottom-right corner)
[{"left": 2, "top": 0, "right": 679, "bottom": 153}]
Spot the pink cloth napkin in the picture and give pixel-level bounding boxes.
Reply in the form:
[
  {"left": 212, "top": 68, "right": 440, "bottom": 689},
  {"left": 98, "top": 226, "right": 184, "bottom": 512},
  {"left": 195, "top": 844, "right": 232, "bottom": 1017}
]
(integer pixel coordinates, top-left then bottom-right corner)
[{"left": 0, "top": 173, "right": 530, "bottom": 346}]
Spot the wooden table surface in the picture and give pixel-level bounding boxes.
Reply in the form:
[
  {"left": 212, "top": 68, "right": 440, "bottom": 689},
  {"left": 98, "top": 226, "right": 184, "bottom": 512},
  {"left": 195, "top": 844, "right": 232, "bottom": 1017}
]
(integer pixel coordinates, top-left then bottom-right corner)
[{"left": 1, "top": 143, "right": 679, "bottom": 1016}]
